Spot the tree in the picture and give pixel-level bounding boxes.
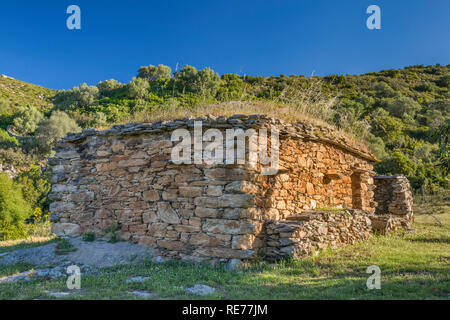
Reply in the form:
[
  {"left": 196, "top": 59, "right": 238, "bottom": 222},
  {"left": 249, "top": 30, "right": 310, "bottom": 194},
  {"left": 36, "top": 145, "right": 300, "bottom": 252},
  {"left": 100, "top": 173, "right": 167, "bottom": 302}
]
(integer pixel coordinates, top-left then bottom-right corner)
[
  {"left": 137, "top": 64, "right": 172, "bottom": 81},
  {"left": 35, "top": 111, "right": 81, "bottom": 155},
  {"left": 366, "top": 133, "right": 388, "bottom": 160},
  {"left": 436, "top": 74, "right": 450, "bottom": 88},
  {"left": 0, "top": 173, "right": 32, "bottom": 240},
  {"left": 434, "top": 120, "right": 450, "bottom": 174},
  {"left": 375, "top": 151, "right": 417, "bottom": 177},
  {"left": 424, "top": 109, "right": 445, "bottom": 129},
  {"left": 370, "top": 108, "right": 405, "bottom": 142},
  {"left": 380, "top": 95, "right": 421, "bottom": 119},
  {"left": 174, "top": 65, "right": 198, "bottom": 94},
  {"left": 217, "top": 74, "right": 245, "bottom": 100},
  {"left": 127, "top": 77, "right": 150, "bottom": 99},
  {"left": 54, "top": 83, "right": 99, "bottom": 110},
  {"left": 13, "top": 105, "right": 44, "bottom": 135},
  {"left": 96, "top": 79, "right": 124, "bottom": 98},
  {"left": 373, "top": 82, "right": 397, "bottom": 98},
  {"left": 195, "top": 67, "right": 221, "bottom": 99}
]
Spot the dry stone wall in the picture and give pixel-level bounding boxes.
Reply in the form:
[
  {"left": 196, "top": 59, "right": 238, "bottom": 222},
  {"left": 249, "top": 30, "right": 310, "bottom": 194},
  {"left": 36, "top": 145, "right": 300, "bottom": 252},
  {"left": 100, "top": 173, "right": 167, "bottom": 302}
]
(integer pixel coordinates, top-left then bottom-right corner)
[
  {"left": 372, "top": 175, "right": 414, "bottom": 232},
  {"left": 265, "top": 209, "right": 372, "bottom": 260},
  {"left": 48, "top": 114, "right": 395, "bottom": 263}
]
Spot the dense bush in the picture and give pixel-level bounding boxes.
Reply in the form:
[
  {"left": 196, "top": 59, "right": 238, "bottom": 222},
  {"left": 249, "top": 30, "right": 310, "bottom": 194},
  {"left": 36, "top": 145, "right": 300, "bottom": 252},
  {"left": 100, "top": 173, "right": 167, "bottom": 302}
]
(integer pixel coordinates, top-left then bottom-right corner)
[
  {"left": 0, "top": 98, "right": 10, "bottom": 113},
  {"left": 12, "top": 105, "right": 44, "bottom": 135},
  {"left": 97, "top": 79, "right": 124, "bottom": 98},
  {"left": 375, "top": 151, "right": 417, "bottom": 177},
  {"left": 54, "top": 83, "right": 99, "bottom": 110},
  {"left": 436, "top": 74, "right": 450, "bottom": 88},
  {"left": 127, "top": 77, "right": 150, "bottom": 100},
  {"left": 15, "top": 166, "right": 51, "bottom": 212},
  {"left": 380, "top": 95, "right": 421, "bottom": 119},
  {"left": 137, "top": 64, "right": 172, "bottom": 82},
  {"left": 0, "top": 173, "right": 32, "bottom": 240},
  {"left": 34, "top": 111, "right": 81, "bottom": 155},
  {"left": 0, "top": 129, "right": 19, "bottom": 148}
]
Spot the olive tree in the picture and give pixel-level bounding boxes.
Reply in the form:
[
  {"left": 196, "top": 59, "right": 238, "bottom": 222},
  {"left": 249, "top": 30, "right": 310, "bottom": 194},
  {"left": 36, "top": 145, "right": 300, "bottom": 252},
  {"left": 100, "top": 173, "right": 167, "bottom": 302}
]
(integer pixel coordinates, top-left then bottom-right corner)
[
  {"left": 35, "top": 111, "right": 81, "bottom": 155},
  {"left": 128, "top": 77, "right": 150, "bottom": 99},
  {"left": 13, "top": 105, "right": 44, "bottom": 135},
  {"left": 96, "top": 79, "right": 124, "bottom": 98},
  {"left": 137, "top": 64, "right": 172, "bottom": 81},
  {"left": 54, "top": 83, "right": 99, "bottom": 110}
]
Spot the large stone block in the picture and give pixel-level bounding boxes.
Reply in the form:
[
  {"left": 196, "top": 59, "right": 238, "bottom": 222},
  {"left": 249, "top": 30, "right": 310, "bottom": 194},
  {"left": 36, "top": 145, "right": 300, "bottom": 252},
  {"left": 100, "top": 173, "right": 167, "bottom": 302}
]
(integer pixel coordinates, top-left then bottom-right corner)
[
  {"left": 51, "top": 223, "right": 81, "bottom": 237},
  {"left": 189, "top": 233, "right": 222, "bottom": 246},
  {"left": 225, "top": 181, "right": 259, "bottom": 194},
  {"left": 202, "top": 219, "right": 240, "bottom": 234},
  {"left": 194, "top": 207, "right": 219, "bottom": 218},
  {"left": 143, "top": 190, "right": 160, "bottom": 201},
  {"left": 157, "top": 240, "right": 186, "bottom": 251},
  {"left": 194, "top": 194, "right": 254, "bottom": 208},
  {"left": 157, "top": 202, "right": 180, "bottom": 224},
  {"left": 194, "top": 247, "right": 255, "bottom": 259}
]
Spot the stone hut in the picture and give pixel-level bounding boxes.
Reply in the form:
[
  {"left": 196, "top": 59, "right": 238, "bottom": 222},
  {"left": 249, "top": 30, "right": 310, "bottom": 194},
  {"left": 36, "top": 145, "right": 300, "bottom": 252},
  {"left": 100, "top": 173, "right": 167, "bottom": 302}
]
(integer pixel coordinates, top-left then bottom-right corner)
[{"left": 48, "top": 114, "right": 411, "bottom": 263}]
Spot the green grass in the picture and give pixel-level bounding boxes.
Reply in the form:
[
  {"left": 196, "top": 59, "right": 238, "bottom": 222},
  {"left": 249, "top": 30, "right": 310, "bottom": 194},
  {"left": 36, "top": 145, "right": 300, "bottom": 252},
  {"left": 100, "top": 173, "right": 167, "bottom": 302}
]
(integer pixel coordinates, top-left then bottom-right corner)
[
  {"left": 0, "top": 204, "right": 449, "bottom": 300},
  {"left": 54, "top": 237, "right": 77, "bottom": 255}
]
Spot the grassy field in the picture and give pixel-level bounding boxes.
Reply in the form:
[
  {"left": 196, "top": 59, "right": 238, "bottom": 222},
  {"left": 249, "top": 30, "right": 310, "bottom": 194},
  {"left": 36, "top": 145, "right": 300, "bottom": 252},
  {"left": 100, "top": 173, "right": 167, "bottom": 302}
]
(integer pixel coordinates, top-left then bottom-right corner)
[{"left": 0, "top": 200, "right": 448, "bottom": 300}]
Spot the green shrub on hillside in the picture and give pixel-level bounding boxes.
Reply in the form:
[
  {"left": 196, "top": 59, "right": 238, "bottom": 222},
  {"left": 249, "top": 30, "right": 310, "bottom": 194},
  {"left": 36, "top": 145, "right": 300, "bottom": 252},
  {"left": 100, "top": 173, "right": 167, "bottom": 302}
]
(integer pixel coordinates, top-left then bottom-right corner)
[
  {"left": 0, "top": 173, "right": 32, "bottom": 240},
  {"left": 35, "top": 111, "right": 81, "bottom": 155},
  {"left": 127, "top": 77, "right": 150, "bottom": 100},
  {"left": 16, "top": 166, "right": 51, "bottom": 212},
  {"left": 96, "top": 79, "right": 124, "bottom": 98},
  {"left": 54, "top": 83, "right": 99, "bottom": 110},
  {"left": 436, "top": 74, "right": 450, "bottom": 88},
  {"left": 13, "top": 105, "right": 44, "bottom": 135},
  {"left": 0, "top": 98, "right": 10, "bottom": 113},
  {"left": 0, "top": 129, "right": 19, "bottom": 148},
  {"left": 381, "top": 95, "right": 421, "bottom": 119},
  {"left": 375, "top": 151, "right": 417, "bottom": 178}
]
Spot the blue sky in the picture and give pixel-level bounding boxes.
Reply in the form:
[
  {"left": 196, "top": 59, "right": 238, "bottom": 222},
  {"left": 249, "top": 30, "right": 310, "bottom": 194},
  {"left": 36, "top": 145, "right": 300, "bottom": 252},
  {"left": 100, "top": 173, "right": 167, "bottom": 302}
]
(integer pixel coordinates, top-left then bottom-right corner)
[{"left": 0, "top": 0, "right": 449, "bottom": 89}]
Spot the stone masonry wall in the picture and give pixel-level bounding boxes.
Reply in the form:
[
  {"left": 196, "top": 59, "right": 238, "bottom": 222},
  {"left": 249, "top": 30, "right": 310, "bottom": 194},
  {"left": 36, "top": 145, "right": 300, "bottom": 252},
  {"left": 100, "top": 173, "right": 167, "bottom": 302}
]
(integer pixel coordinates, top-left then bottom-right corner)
[
  {"left": 48, "top": 114, "right": 379, "bottom": 263},
  {"left": 372, "top": 175, "right": 414, "bottom": 231},
  {"left": 265, "top": 209, "right": 372, "bottom": 261}
]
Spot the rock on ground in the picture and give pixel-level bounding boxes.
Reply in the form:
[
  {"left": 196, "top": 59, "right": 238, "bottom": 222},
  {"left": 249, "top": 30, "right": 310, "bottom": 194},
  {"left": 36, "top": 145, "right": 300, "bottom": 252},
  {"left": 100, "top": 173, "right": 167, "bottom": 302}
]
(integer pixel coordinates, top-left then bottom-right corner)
[
  {"left": 226, "top": 258, "right": 242, "bottom": 271},
  {"left": 125, "top": 276, "right": 151, "bottom": 284},
  {"left": 0, "top": 237, "right": 156, "bottom": 268},
  {"left": 45, "top": 291, "right": 72, "bottom": 298},
  {"left": 51, "top": 223, "right": 81, "bottom": 237},
  {"left": 0, "top": 262, "right": 98, "bottom": 283},
  {"left": 129, "top": 290, "right": 153, "bottom": 298},
  {"left": 186, "top": 284, "right": 216, "bottom": 295}
]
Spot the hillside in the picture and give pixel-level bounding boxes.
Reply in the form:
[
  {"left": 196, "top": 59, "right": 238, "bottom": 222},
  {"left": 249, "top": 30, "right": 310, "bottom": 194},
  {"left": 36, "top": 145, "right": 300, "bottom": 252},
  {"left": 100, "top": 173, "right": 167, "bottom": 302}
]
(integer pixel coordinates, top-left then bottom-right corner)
[{"left": 0, "top": 75, "right": 55, "bottom": 113}]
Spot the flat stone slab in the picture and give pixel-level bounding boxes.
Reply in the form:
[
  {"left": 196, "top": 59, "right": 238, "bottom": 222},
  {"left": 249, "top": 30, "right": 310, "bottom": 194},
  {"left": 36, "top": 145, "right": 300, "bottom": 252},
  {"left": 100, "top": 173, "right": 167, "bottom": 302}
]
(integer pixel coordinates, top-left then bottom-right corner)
[
  {"left": 0, "top": 238, "right": 156, "bottom": 268},
  {"left": 45, "top": 291, "right": 72, "bottom": 298},
  {"left": 129, "top": 290, "right": 153, "bottom": 298},
  {"left": 0, "top": 270, "right": 34, "bottom": 283},
  {"left": 125, "top": 276, "right": 151, "bottom": 284},
  {"left": 186, "top": 284, "right": 216, "bottom": 295},
  {"left": 0, "top": 262, "right": 97, "bottom": 283}
]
